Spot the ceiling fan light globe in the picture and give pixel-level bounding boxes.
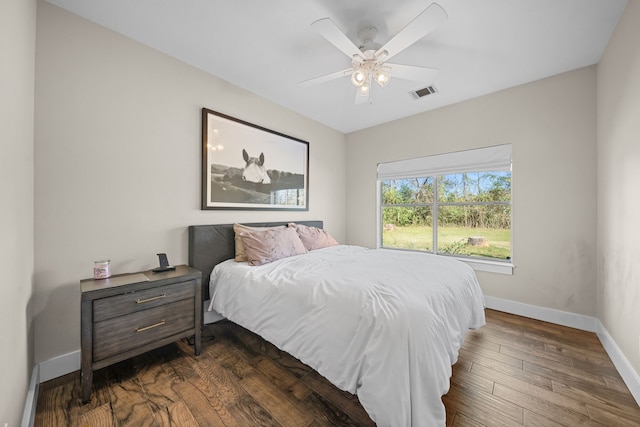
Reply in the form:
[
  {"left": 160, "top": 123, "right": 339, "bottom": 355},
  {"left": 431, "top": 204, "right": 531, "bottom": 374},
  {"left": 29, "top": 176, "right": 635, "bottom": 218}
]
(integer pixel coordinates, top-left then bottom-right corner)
[
  {"left": 357, "top": 80, "right": 371, "bottom": 96},
  {"left": 351, "top": 69, "right": 367, "bottom": 87},
  {"left": 374, "top": 67, "right": 391, "bottom": 87}
]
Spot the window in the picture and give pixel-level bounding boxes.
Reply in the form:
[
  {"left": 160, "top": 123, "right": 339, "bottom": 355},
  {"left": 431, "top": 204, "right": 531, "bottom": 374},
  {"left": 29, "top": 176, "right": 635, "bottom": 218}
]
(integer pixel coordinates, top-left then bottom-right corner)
[{"left": 377, "top": 145, "right": 512, "bottom": 273}]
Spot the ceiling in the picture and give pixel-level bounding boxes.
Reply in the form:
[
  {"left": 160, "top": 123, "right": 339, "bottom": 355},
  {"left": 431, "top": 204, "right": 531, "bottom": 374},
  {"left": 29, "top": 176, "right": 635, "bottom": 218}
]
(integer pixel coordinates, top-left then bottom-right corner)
[{"left": 46, "top": 0, "right": 627, "bottom": 134}]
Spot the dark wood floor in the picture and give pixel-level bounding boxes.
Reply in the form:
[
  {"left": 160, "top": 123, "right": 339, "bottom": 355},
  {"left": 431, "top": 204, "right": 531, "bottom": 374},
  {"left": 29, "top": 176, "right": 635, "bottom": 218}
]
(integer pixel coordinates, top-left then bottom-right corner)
[{"left": 35, "top": 309, "right": 640, "bottom": 426}]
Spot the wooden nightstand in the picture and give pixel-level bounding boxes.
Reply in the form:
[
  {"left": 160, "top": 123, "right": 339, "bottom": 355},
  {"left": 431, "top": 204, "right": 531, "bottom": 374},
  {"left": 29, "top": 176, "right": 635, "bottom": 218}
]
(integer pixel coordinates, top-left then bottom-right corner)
[{"left": 80, "top": 265, "right": 202, "bottom": 403}]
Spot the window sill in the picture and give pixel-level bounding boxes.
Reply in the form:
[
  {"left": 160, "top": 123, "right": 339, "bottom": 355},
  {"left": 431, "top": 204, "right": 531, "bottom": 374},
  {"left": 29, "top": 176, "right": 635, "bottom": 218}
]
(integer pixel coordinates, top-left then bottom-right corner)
[
  {"left": 379, "top": 247, "right": 514, "bottom": 275},
  {"left": 455, "top": 257, "right": 513, "bottom": 275}
]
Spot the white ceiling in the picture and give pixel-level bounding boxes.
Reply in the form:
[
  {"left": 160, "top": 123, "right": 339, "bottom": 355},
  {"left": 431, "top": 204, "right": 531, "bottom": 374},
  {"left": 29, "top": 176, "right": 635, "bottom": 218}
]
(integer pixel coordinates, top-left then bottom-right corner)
[{"left": 46, "top": 0, "right": 627, "bottom": 134}]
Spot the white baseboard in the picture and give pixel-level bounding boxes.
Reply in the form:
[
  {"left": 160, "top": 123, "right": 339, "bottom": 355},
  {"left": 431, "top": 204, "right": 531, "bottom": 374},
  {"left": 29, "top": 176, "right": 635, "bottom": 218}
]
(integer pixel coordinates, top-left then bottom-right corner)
[
  {"left": 38, "top": 350, "right": 80, "bottom": 383},
  {"left": 595, "top": 320, "right": 640, "bottom": 406},
  {"left": 21, "top": 364, "right": 39, "bottom": 427},
  {"left": 484, "top": 295, "right": 598, "bottom": 332},
  {"left": 484, "top": 295, "right": 640, "bottom": 406}
]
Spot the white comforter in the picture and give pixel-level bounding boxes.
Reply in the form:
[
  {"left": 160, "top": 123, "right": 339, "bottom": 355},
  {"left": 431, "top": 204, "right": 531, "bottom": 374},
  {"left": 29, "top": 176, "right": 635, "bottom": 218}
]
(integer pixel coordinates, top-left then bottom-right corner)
[{"left": 207, "top": 245, "right": 485, "bottom": 426}]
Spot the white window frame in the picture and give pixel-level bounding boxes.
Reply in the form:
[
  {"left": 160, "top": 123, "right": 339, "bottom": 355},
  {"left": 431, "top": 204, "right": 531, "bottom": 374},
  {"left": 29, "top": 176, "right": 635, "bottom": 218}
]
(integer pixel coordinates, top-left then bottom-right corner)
[{"left": 376, "top": 145, "right": 514, "bottom": 275}]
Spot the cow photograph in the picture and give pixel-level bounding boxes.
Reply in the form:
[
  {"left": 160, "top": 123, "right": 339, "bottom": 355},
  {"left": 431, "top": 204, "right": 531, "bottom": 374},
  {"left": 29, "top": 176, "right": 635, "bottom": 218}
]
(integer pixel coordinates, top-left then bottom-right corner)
[{"left": 201, "top": 108, "right": 309, "bottom": 210}]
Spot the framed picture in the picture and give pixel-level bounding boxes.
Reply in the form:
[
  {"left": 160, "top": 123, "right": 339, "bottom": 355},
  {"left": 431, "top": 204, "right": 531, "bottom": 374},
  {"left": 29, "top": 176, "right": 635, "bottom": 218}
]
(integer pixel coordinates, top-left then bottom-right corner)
[{"left": 201, "top": 108, "right": 309, "bottom": 210}]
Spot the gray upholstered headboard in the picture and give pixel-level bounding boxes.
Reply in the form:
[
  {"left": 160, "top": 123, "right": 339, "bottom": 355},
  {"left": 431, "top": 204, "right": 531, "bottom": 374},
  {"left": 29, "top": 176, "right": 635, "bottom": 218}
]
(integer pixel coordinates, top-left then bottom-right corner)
[{"left": 188, "top": 220, "right": 323, "bottom": 301}]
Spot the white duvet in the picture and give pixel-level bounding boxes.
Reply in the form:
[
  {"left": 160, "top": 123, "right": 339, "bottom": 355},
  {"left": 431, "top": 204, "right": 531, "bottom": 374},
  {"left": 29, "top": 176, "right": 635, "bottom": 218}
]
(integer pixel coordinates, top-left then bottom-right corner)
[{"left": 207, "top": 245, "right": 485, "bottom": 426}]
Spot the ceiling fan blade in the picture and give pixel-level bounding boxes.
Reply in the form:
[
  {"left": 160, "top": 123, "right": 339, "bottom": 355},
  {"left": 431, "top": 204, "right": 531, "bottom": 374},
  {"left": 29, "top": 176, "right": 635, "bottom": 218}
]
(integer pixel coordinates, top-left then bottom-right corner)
[
  {"left": 376, "top": 3, "right": 448, "bottom": 61},
  {"left": 299, "top": 68, "right": 353, "bottom": 87},
  {"left": 388, "top": 63, "right": 438, "bottom": 82},
  {"left": 312, "top": 18, "right": 363, "bottom": 59}
]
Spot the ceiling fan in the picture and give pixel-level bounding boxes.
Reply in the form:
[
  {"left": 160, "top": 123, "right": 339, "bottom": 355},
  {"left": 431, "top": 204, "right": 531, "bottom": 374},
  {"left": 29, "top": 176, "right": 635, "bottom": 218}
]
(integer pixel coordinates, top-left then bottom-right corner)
[{"left": 300, "top": 3, "right": 448, "bottom": 104}]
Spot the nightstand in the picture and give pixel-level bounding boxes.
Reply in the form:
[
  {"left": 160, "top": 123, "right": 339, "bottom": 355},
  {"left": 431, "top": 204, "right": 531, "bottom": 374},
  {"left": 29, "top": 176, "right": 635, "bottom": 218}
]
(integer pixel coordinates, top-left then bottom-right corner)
[{"left": 80, "top": 265, "right": 202, "bottom": 403}]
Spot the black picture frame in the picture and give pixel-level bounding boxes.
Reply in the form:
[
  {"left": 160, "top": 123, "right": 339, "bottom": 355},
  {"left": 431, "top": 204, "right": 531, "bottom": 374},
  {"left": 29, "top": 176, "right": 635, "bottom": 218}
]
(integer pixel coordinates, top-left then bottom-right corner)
[{"left": 201, "top": 108, "right": 309, "bottom": 211}]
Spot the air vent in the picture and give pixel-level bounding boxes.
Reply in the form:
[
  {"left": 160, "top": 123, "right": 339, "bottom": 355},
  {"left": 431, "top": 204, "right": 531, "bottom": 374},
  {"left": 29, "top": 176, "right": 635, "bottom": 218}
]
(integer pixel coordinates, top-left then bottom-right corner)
[{"left": 409, "top": 85, "right": 438, "bottom": 100}]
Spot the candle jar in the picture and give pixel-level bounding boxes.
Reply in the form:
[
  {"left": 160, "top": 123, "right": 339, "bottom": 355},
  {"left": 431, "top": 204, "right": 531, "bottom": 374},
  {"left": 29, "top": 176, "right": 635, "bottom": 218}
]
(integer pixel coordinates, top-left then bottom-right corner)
[{"left": 94, "top": 260, "right": 111, "bottom": 279}]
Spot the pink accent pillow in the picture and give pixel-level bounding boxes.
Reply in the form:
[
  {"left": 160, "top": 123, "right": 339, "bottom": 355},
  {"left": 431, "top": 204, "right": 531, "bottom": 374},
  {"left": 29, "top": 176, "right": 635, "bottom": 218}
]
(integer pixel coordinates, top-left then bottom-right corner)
[
  {"left": 239, "top": 226, "right": 308, "bottom": 266},
  {"left": 233, "top": 223, "right": 285, "bottom": 262},
  {"left": 288, "top": 223, "right": 339, "bottom": 251}
]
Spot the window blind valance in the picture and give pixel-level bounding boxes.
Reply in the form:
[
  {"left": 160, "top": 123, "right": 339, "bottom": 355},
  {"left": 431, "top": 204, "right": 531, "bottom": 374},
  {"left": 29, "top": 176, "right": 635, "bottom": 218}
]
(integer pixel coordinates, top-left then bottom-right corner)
[{"left": 377, "top": 144, "right": 512, "bottom": 180}]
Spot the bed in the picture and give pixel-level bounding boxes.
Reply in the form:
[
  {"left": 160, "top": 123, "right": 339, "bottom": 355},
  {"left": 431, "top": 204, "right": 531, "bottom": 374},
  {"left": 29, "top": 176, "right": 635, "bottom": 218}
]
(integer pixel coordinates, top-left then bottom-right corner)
[{"left": 188, "top": 221, "right": 486, "bottom": 427}]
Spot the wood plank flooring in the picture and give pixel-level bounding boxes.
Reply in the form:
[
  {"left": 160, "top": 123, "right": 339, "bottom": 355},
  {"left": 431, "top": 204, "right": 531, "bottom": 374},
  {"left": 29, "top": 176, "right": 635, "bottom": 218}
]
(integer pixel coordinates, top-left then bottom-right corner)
[{"left": 35, "top": 309, "right": 640, "bottom": 426}]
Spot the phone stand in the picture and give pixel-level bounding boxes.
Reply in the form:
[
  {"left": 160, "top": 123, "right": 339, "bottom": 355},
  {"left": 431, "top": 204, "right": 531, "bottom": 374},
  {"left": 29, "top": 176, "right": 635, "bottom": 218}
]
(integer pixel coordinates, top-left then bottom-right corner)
[{"left": 152, "top": 253, "right": 176, "bottom": 272}]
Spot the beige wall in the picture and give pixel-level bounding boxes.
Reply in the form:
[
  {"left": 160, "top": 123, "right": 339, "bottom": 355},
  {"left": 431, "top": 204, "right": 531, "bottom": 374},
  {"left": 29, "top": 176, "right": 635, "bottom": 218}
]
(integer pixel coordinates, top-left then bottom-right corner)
[
  {"left": 0, "top": 0, "right": 36, "bottom": 424},
  {"left": 597, "top": 1, "right": 640, "bottom": 377},
  {"left": 34, "top": 2, "right": 346, "bottom": 363},
  {"left": 346, "top": 67, "right": 598, "bottom": 317}
]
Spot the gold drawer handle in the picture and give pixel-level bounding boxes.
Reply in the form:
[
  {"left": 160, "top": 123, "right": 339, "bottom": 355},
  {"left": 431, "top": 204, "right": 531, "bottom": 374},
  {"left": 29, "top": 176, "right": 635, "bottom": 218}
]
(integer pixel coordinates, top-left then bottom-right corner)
[
  {"left": 135, "top": 293, "right": 166, "bottom": 304},
  {"left": 136, "top": 320, "right": 166, "bottom": 333}
]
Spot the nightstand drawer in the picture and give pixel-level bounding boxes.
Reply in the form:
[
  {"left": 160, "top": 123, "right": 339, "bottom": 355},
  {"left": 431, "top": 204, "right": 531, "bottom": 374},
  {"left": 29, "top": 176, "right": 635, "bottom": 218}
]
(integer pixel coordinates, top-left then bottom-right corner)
[
  {"left": 93, "top": 298, "right": 194, "bottom": 361},
  {"left": 93, "top": 280, "right": 195, "bottom": 322}
]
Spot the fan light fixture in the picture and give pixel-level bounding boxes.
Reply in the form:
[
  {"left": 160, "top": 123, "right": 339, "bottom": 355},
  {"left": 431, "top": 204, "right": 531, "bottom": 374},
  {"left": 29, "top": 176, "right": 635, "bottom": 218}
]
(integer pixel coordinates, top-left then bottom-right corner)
[{"left": 350, "top": 53, "right": 391, "bottom": 91}]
